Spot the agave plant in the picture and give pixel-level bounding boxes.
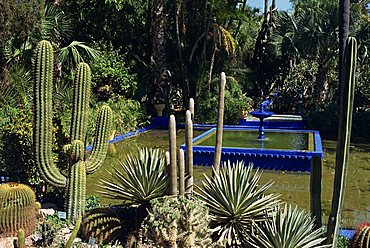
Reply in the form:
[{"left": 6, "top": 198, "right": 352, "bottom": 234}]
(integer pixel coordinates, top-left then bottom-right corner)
[
  {"left": 195, "top": 161, "right": 280, "bottom": 246},
  {"left": 99, "top": 147, "right": 168, "bottom": 206},
  {"left": 247, "top": 203, "right": 330, "bottom": 248}
]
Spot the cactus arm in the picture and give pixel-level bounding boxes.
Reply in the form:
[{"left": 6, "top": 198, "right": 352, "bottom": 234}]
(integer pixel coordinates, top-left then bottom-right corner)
[
  {"left": 86, "top": 105, "right": 112, "bottom": 174},
  {"left": 33, "top": 40, "right": 66, "bottom": 187},
  {"left": 70, "top": 63, "right": 91, "bottom": 142},
  {"left": 66, "top": 161, "right": 86, "bottom": 221}
]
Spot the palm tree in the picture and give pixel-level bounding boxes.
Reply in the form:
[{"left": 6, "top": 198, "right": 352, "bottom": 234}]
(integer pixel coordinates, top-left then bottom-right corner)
[{"left": 195, "top": 161, "right": 280, "bottom": 246}]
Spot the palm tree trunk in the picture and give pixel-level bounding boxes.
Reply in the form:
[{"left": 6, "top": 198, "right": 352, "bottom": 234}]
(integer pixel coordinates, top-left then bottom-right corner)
[{"left": 314, "top": 62, "right": 330, "bottom": 103}]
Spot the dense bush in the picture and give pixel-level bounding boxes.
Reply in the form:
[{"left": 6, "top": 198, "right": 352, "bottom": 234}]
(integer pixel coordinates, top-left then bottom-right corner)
[
  {"left": 91, "top": 48, "right": 138, "bottom": 101},
  {"left": 196, "top": 75, "right": 245, "bottom": 124}
]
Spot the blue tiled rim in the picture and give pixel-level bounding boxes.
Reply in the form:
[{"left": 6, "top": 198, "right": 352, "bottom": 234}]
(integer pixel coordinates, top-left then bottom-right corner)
[{"left": 180, "top": 127, "right": 324, "bottom": 172}]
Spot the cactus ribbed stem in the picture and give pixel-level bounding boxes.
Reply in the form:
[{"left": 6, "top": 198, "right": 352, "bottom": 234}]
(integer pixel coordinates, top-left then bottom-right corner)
[
  {"left": 86, "top": 105, "right": 113, "bottom": 174},
  {"left": 0, "top": 183, "right": 38, "bottom": 237},
  {"left": 65, "top": 215, "right": 82, "bottom": 248},
  {"left": 178, "top": 149, "right": 185, "bottom": 195},
  {"left": 189, "top": 98, "right": 195, "bottom": 122},
  {"left": 213, "top": 72, "right": 226, "bottom": 176},
  {"left": 326, "top": 37, "right": 357, "bottom": 246},
  {"left": 70, "top": 63, "right": 91, "bottom": 142},
  {"left": 185, "top": 110, "right": 193, "bottom": 195},
  {"left": 33, "top": 40, "right": 67, "bottom": 187},
  {"left": 17, "top": 229, "right": 25, "bottom": 248},
  {"left": 169, "top": 115, "right": 177, "bottom": 195},
  {"left": 33, "top": 40, "right": 112, "bottom": 222},
  {"left": 67, "top": 161, "right": 87, "bottom": 221}
]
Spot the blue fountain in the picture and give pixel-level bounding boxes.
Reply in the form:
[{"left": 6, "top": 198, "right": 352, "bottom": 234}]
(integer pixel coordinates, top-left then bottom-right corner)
[{"left": 250, "top": 92, "right": 280, "bottom": 139}]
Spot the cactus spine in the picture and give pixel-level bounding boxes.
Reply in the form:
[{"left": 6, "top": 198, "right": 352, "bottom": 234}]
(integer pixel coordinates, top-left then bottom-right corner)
[
  {"left": 185, "top": 110, "right": 193, "bottom": 195},
  {"left": 33, "top": 40, "right": 112, "bottom": 221},
  {"left": 326, "top": 37, "right": 357, "bottom": 246},
  {"left": 213, "top": 72, "right": 226, "bottom": 175},
  {"left": 17, "top": 229, "right": 25, "bottom": 248},
  {"left": 0, "top": 183, "right": 38, "bottom": 237},
  {"left": 351, "top": 223, "right": 370, "bottom": 248},
  {"left": 168, "top": 115, "right": 177, "bottom": 195}
]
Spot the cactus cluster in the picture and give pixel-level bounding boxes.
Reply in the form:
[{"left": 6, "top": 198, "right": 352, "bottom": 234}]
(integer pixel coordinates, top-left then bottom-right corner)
[
  {"left": 33, "top": 40, "right": 112, "bottom": 221},
  {"left": 0, "top": 183, "right": 38, "bottom": 237},
  {"left": 351, "top": 223, "right": 370, "bottom": 248},
  {"left": 139, "top": 196, "right": 215, "bottom": 247}
]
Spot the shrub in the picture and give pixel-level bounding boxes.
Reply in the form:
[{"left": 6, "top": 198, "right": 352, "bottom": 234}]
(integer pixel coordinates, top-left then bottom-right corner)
[{"left": 139, "top": 196, "right": 217, "bottom": 247}]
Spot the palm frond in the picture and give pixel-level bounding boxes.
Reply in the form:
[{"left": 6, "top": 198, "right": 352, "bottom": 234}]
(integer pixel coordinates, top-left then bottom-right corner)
[
  {"left": 41, "top": 3, "right": 73, "bottom": 42},
  {"left": 98, "top": 148, "right": 168, "bottom": 206}
]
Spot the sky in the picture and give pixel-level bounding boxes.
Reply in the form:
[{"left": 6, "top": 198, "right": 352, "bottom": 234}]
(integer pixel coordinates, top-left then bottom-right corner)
[{"left": 247, "top": 0, "right": 292, "bottom": 12}]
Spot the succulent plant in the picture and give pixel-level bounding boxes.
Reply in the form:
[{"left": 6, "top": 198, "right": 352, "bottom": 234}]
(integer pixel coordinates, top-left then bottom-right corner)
[
  {"left": 247, "top": 203, "right": 329, "bottom": 248},
  {"left": 168, "top": 115, "right": 177, "bottom": 195},
  {"left": 98, "top": 147, "right": 168, "bottom": 206},
  {"left": 33, "top": 40, "right": 112, "bottom": 221},
  {"left": 139, "top": 196, "right": 217, "bottom": 248},
  {"left": 65, "top": 215, "right": 82, "bottom": 248},
  {"left": 17, "top": 228, "right": 26, "bottom": 248},
  {"left": 0, "top": 182, "right": 38, "bottom": 237},
  {"left": 351, "top": 222, "right": 370, "bottom": 248},
  {"left": 195, "top": 161, "right": 280, "bottom": 246}
]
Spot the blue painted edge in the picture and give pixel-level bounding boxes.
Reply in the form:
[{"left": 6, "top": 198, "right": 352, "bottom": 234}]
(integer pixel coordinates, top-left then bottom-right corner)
[
  {"left": 180, "top": 127, "right": 324, "bottom": 159},
  {"left": 338, "top": 229, "right": 355, "bottom": 239},
  {"left": 85, "top": 125, "right": 156, "bottom": 152}
]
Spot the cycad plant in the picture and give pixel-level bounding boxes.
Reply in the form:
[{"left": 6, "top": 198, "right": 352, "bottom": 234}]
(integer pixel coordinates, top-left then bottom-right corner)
[
  {"left": 247, "top": 204, "right": 329, "bottom": 248},
  {"left": 195, "top": 161, "right": 280, "bottom": 246},
  {"left": 98, "top": 147, "right": 168, "bottom": 206}
]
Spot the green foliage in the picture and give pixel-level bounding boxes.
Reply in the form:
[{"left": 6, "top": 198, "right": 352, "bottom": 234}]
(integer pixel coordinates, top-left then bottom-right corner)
[
  {"left": 88, "top": 96, "right": 148, "bottom": 141},
  {"left": 91, "top": 48, "right": 137, "bottom": 100},
  {"left": 139, "top": 196, "right": 217, "bottom": 247},
  {"left": 351, "top": 223, "right": 370, "bottom": 248},
  {"left": 0, "top": 0, "right": 44, "bottom": 46},
  {"left": 196, "top": 75, "right": 245, "bottom": 124},
  {"left": 195, "top": 161, "right": 280, "bottom": 246},
  {"left": 86, "top": 195, "right": 101, "bottom": 211},
  {"left": 0, "top": 183, "right": 38, "bottom": 237},
  {"left": 99, "top": 148, "right": 168, "bottom": 206},
  {"left": 337, "top": 235, "right": 350, "bottom": 248},
  {"left": 33, "top": 212, "right": 71, "bottom": 247},
  {"left": 247, "top": 204, "right": 329, "bottom": 248}
]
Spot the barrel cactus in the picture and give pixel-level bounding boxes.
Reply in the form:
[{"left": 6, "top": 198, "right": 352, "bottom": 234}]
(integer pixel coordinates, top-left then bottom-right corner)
[
  {"left": 33, "top": 40, "right": 112, "bottom": 221},
  {"left": 0, "top": 183, "right": 38, "bottom": 237},
  {"left": 351, "top": 222, "right": 370, "bottom": 248}
]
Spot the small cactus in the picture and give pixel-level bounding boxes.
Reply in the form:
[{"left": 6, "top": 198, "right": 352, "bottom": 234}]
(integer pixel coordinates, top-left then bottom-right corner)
[
  {"left": 17, "top": 229, "right": 26, "bottom": 248},
  {"left": 0, "top": 183, "right": 38, "bottom": 237},
  {"left": 351, "top": 222, "right": 370, "bottom": 248},
  {"left": 65, "top": 215, "right": 82, "bottom": 248},
  {"left": 185, "top": 110, "right": 194, "bottom": 195},
  {"left": 139, "top": 196, "right": 214, "bottom": 247},
  {"left": 168, "top": 115, "right": 177, "bottom": 195}
]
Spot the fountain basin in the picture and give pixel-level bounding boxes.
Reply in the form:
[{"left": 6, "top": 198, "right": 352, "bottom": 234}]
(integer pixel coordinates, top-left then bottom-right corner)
[{"left": 180, "top": 127, "right": 323, "bottom": 172}]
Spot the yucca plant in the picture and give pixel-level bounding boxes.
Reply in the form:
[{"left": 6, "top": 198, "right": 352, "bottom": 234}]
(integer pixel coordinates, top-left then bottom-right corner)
[
  {"left": 247, "top": 203, "right": 329, "bottom": 248},
  {"left": 99, "top": 147, "right": 168, "bottom": 206},
  {"left": 195, "top": 161, "right": 280, "bottom": 246}
]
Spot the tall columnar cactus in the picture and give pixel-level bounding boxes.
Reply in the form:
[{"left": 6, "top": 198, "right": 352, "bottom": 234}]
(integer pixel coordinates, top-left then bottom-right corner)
[
  {"left": 178, "top": 149, "right": 185, "bottom": 195},
  {"left": 326, "top": 37, "right": 357, "bottom": 246},
  {"left": 168, "top": 115, "right": 177, "bottom": 195},
  {"left": 189, "top": 98, "right": 195, "bottom": 121},
  {"left": 33, "top": 40, "right": 112, "bottom": 221},
  {"left": 351, "top": 223, "right": 370, "bottom": 248},
  {"left": 213, "top": 72, "right": 226, "bottom": 175},
  {"left": 0, "top": 183, "right": 38, "bottom": 237},
  {"left": 185, "top": 110, "right": 193, "bottom": 195}
]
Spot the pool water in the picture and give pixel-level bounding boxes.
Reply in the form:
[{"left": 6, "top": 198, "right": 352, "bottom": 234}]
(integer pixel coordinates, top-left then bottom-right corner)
[
  {"left": 87, "top": 129, "right": 370, "bottom": 228},
  {"left": 196, "top": 130, "right": 310, "bottom": 150}
]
